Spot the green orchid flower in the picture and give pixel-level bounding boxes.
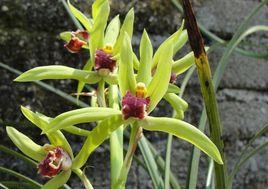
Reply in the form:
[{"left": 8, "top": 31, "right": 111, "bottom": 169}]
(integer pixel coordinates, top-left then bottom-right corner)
[
  {"left": 38, "top": 32, "right": 223, "bottom": 166},
  {"left": 14, "top": 0, "right": 135, "bottom": 93},
  {"left": 6, "top": 106, "right": 95, "bottom": 189}
]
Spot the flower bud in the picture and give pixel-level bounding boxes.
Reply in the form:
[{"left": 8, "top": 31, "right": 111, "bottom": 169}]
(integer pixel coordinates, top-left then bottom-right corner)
[
  {"left": 64, "top": 30, "right": 89, "bottom": 53},
  {"left": 37, "top": 147, "right": 72, "bottom": 178},
  {"left": 170, "top": 73, "right": 177, "bottom": 83}
]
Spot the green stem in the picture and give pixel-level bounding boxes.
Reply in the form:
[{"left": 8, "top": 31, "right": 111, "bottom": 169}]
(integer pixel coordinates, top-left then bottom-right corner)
[
  {"left": 73, "top": 169, "right": 94, "bottom": 189},
  {"left": 97, "top": 79, "right": 106, "bottom": 107},
  {"left": 164, "top": 67, "right": 195, "bottom": 189},
  {"left": 59, "top": 0, "right": 84, "bottom": 30},
  {"left": 181, "top": 0, "right": 227, "bottom": 188},
  {"left": 206, "top": 159, "right": 215, "bottom": 189},
  {"left": 115, "top": 123, "right": 142, "bottom": 189},
  {"left": 109, "top": 85, "right": 124, "bottom": 189}
]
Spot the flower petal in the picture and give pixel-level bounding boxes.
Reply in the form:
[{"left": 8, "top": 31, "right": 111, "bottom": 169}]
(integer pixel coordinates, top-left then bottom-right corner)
[
  {"left": 138, "top": 116, "right": 223, "bottom": 164},
  {"left": 72, "top": 114, "right": 124, "bottom": 168},
  {"left": 6, "top": 127, "right": 45, "bottom": 161},
  {"left": 41, "top": 170, "right": 72, "bottom": 189}
]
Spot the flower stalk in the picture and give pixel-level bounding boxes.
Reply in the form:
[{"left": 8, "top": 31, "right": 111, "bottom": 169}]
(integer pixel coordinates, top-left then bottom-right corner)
[
  {"left": 109, "top": 85, "right": 124, "bottom": 189},
  {"left": 181, "top": 0, "right": 227, "bottom": 188},
  {"left": 115, "top": 123, "right": 143, "bottom": 189},
  {"left": 73, "top": 168, "right": 94, "bottom": 189}
]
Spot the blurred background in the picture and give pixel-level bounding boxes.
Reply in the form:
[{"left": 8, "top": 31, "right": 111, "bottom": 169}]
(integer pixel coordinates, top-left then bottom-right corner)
[{"left": 0, "top": 0, "right": 267, "bottom": 188}]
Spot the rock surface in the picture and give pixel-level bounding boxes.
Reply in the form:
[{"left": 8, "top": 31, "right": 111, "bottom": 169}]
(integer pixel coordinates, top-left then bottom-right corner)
[{"left": 0, "top": 0, "right": 267, "bottom": 189}]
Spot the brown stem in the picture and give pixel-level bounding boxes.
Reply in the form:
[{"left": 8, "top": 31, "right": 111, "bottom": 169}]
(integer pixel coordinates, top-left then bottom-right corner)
[{"left": 181, "top": 0, "right": 228, "bottom": 188}]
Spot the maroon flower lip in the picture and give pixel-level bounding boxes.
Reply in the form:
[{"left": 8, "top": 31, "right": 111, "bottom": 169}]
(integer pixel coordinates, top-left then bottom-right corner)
[
  {"left": 122, "top": 91, "right": 150, "bottom": 120},
  {"left": 169, "top": 73, "right": 177, "bottom": 84},
  {"left": 64, "top": 30, "right": 89, "bottom": 53},
  {"left": 94, "top": 49, "right": 116, "bottom": 73},
  {"left": 37, "top": 147, "right": 71, "bottom": 178}
]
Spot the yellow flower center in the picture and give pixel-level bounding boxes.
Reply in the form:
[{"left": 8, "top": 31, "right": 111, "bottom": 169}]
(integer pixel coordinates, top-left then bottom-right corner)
[
  {"left": 136, "top": 82, "right": 147, "bottom": 98},
  {"left": 103, "top": 44, "right": 113, "bottom": 54}
]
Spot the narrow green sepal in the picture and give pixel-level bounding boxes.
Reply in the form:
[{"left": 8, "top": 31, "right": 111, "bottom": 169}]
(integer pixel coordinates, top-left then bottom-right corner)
[
  {"left": 139, "top": 116, "right": 223, "bottom": 164},
  {"left": 6, "top": 126, "right": 45, "bottom": 162},
  {"left": 72, "top": 114, "right": 124, "bottom": 168}
]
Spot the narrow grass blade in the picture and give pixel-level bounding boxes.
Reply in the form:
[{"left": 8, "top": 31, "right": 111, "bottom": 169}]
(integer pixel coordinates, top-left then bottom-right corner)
[
  {"left": 109, "top": 85, "right": 124, "bottom": 189},
  {"left": 186, "top": 1, "right": 268, "bottom": 188},
  {"left": 228, "top": 124, "right": 268, "bottom": 188},
  {"left": 0, "top": 167, "right": 42, "bottom": 188},
  {"left": 0, "top": 62, "right": 89, "bottom": 108},
  {"left": 0, "top": 145, "right": 37, "bottom": 166},
  {"left": 206, "top": 159, "right": 215, "bottom": 189},
  {"left": 164, "top": 66, "right": 195, "bottom": 189},
  {"left": 170, "top": 0, "right": 268, "bottom": 60},
  {"left": 139, "top": 137, "right": 164, "bottom": 189}
]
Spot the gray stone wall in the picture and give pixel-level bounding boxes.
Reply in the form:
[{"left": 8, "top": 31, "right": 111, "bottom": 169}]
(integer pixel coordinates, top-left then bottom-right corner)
[{"left": 0, "top": 0, "right": 267, "bottom": 188}]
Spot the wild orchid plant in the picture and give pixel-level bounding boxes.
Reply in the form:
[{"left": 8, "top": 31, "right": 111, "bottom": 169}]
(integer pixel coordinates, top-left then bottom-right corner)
[{"left": 6, "top": 0, "right": 223, "bottom": 188}]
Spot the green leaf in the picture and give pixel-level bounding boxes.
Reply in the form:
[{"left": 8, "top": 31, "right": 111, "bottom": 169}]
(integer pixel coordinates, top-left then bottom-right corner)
[
  {"left": 0, "top": 145, "right": 37, "bottom": 166},
  {"left": 152, "top": 22, "right": 184, "bottom": 68},
  {"left": 0, "top": 62, "right": 89, "bottom": 108},
  {"left": 42, "top": 170, "right": 72, "bottom": 189},
  {"left": 113, "top": 8, "right": 134, "bottom": 54},
  {"left": 20, "top": 106, "right": 74, "bottom": 158},
  {"left": 0, "top": 181, "right": 39, "bottom": 189},
  {"left": 44, "top": 107, "right": 122, "bottom": 134},
  {"left": 147, "top": 43, "right": 173, "bottom": 112},
  {"left": 228, "top": 124, "right": 268, "bottom": 187},
  {"left": 166, "top": 84, "right": 181, "bottom": 94},
  {"left": 105, "top": 15, "right": 121, "bottom": 45},
  {"left": 187, "top": 4, "right": 268, "bottom": 188},
  {"left": 72, "top": 114, "right": 124, "bottom": 168},
  {"left": 14, "top": 65, "right": 101, "bottom": 84},
  {"left": 108, "top": 85, "right": 124, "bottom": 188},
  {"left": 164, "top": 134, "right": 172, "bottom": 189},
  {"left": 206, "top": 159, "right": 215, "bottom": 189},
  {"left": 137, "top": 30, "right": 153, "bottom": 86},
  {"left": 67, "top": 0, "right": 92, "bottom": 31},
  {"left": 118, "top": 33, "right": 136, "bottom": 95},
  {"left": 90, "top": 0, "right": 110, "bottom": 65},
  {"left": 138, "top": 116, "right": 223, "bottom": 164},
  {"left": 6, "top": 127, "right": 45, "bottom": 162},
  {"left": 0, "top": 167, "right": 42, "bottom": 189},
  {"left": 0, "top": 182, "right": 9, "bottom": 189},
  {"left": 138, "top": 137, "right": 164, "bottom": 189}
]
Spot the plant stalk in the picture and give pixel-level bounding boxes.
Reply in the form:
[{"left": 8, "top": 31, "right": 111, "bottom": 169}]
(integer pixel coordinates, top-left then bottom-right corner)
[
  {"left": 115, "top": 123, "right": 142, "bottom": 189},
  {"left": 73, "top": 168, "right": 94, "bottom": 189},
  {"left": 181, "top": 0, "right": 227, "bottom": 188},
  {"left": 109, "top": 85, "right": 124, "bottom": 189}
]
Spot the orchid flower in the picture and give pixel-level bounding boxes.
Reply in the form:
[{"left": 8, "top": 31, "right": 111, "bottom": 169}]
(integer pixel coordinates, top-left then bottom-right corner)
[
  {"left": 10, "top": 1, "right": 224, "bottom": 188},
  {"left": 6, "top": 106, "right": 101, "bottom": 189},
  {"left": 34, "top": 32, "right": 223, "bottom": 167}
]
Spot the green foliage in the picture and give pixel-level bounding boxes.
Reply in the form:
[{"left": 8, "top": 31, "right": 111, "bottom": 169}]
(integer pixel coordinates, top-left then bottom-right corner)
[{"left": 4, "top": 0, "right": 267, "bottom": 188}]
